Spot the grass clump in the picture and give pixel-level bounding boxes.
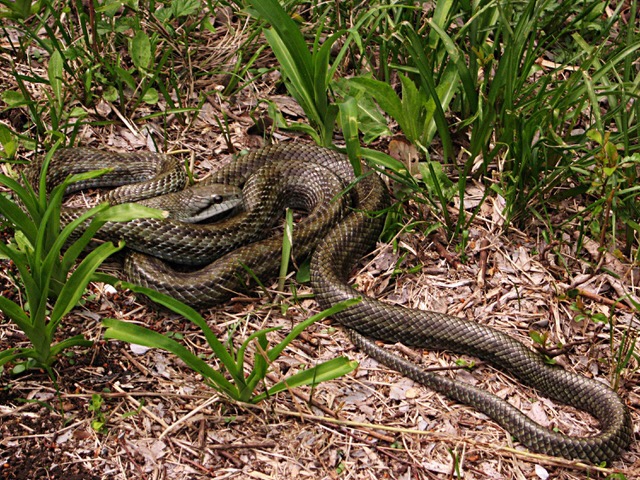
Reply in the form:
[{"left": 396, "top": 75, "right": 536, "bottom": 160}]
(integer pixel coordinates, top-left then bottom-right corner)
[{"left": 0, "top": 144, "right": 163, "bottom": 374}]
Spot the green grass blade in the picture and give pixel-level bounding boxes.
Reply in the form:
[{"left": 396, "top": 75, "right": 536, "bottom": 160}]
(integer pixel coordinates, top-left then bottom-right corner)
[
  {"left": 108, "top": 281, "right": 243, "bottom": 380},
  {"left": 37, "top": 139, "right": 63, "bottom": 206},
  {"left": 252, "top": 357, "right": 358, "bottom": 403},
  {"left": 59, "top": 202, "right": 166, "bottom": 273},
  {"left": 361, "top": 148, "right": 408, "bottom": 175},
  {"left": 248, "top": 0, "right": 321, "bottom": 129},
  {"left": 239, "top": 333, "right": 271, "bottom": 401},
  {"left": 33, "top": 186, "right": 67, "bottom": 283},
  {"left": 262, "top": 28, "right": 321, "bottom": 130},
  {"left": 422, "top": 62, "right": 459, "bottom": 146},
  {"left": 49, "top": 241, "right": 124, "bottom": 328},
  {"left": 338, "top": 96, "right": 362, "bottom": 175},
  {"left": 0, "top": 176, "right": 38, "bottom": 239},
  {"left": 102, "top": 318, "right": 238, "bottom": 398},
  {"left": 247, "top": 0, "right": 313, "bottom": 84},
  {"left": 278, "top": 208, "right": 294, "bottom": 292},
  {"left": 312, "top": 28, "right": 343, "bottom": 117},
  {"left": 35, "top": 168, "right": 114, "bottom": 279},
  {"left": 49, "top": 334, "right": 93, "bottom": 357},
  {"left": 401, "top": 26, "right": 454, "bottom": 161},
  {"left": 235, "top": 326, "right": 281, "bottom": 376},
  {"left": 0, "top": 349, "right": 21, "bottom": 369},
  {"left": 267, "top": 297, "right": 361, "bottom": 363},
  {"left": 57, "top": 204, "right": 111, "bottom": 274},
  {"left": 0, "top": 295, "right": 34, "bottom": 337},
  {"left": 427, "top": 19, "right": 477, "bottom": 111},
  {"left": 0, "top": 242, "right": 40, "bottom": 316}
]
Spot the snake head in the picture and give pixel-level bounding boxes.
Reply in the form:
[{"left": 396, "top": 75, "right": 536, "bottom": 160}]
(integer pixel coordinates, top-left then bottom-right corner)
[{"left": 139, "top": 183, "right": 243, "bottom": 223}]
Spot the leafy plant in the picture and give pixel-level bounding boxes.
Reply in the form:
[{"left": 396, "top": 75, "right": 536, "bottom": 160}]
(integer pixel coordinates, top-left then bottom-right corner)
[
  {"left": 348, "top": 69, "right": 458, "bottom": 156},
  {"left": 0, "top": 145, "right": 164, "bottom": 374},
  {"left": 346, "top": 60, "right": 459, "bottom": 229},
  {"left": 583, "top": 131, "right": 640, "bottom": 262},
  {"left": 246, "top": 0, "right": 351, "bottom": 147},
  {"left": 568, "top": 291, "right": 639, "bottom": 391},
  {"left": 88, "top": 393, "right": 108, "bottom": 433},
  {"left": 0, "top": 0, "right": 42, "bottom": 20},
  {"left": 0, "top": 124, "right": 18, "bottom": 160},
  {"left": 1, "top": 0, "right": 216, "bottom": 137},
  {"left": 610, "top": 320, "right": 638, "bottom": 392},
  {"left": 101, "top": 280, "right": 359, "bottom": 404}
]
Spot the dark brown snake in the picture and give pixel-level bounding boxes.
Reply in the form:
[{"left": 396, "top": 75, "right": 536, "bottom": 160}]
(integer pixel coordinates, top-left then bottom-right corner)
[{"left": 39, "top": 144, "right": 632, "bottom": 463}]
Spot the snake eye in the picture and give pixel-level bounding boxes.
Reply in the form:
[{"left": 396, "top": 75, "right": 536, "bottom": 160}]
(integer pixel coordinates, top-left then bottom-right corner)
[{"left": 212, "top": 194, "right": 223, "bottom": 204}]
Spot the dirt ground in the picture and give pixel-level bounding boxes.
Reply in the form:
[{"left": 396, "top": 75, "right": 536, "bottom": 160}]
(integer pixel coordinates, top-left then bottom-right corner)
[{"left": 1, "top": 11, "right": 640, "bottom": 480}]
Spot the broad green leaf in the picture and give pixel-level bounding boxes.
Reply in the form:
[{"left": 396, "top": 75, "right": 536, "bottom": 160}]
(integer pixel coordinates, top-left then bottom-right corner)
[
  {"left": 0, "top": 0, "right": 33, "bottom": 19},
  {"left": 105, "top": 280, "right": 240, "bottom": 375},
  {"left": 587, "top": 129, "right": 603, "bottom": 145},
  {"left": 0, "top": 296, "right": 34, "bottom": 336},
  {"left": 418, "top": 161, "right": 456, "bottom": 204},
  {"left": 141, "top": 87, "right": 158, "bottom": 104},
  {"left": 130, "top": 30, "right": 151, "bottom": 72},
  {"left": 529, "top": 330, "right": 547, "bottom": 345},
  {"left": 172, "top": 0, "right": 200, "bottom": 17},
  {"left": 399, "top": 74, "right": 427, "bottom": 144},
  {"left": 348, "top": 77, "right": 403, "bottom": 127},
  {"left": 114, "top": 66, "right": 136, "bottom": 89},
  {"left": 361, "top": 148, "right": 408, "bottom": 176},
  {"left": 0, "top": 123, "right": 17, "bottom": 158},
  {"left": 69, "top": 106, "right": 87, "bottom": 118},
  {"left": 1, "top": 91, "right": 26, "bottom": 107},
  {"left": 252, "top": 357, "right": 358, "bottom": 403},
  {"left": 48, "top": 50, "right": 64, "bottom": 107},
  {"left": 103, "top": 318, "right": 238, "bottom": 397},
  {"left": 103, "top": 86, "right": 118, "bottom": 102},
  {"left": 50, "top": 241, "right": 123, "bottom": 327},
  {"left": 332, "top": 78, "right": 391, "bottom": 143},
  {"left": 338, "top": 96, "right": 362, "bottom": 176}
]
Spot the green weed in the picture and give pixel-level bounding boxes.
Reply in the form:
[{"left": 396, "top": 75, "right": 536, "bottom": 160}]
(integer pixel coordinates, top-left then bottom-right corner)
[
  {"left": 88, "top": 393, "right": 107, "bottom": 433},
  {"left": 0, "top": 144, "right": 164, "bottom": 374},
  {"left": 247, "top": 0, "right": 348, "bottom": 147},
  {"left": 101, "top": 279, "right": 359, "bottom": 404}
]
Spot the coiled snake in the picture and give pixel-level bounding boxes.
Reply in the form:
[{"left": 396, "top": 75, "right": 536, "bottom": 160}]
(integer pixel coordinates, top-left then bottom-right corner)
[{"left": 38, "top": 144, "right": 632, "bottom": 463}]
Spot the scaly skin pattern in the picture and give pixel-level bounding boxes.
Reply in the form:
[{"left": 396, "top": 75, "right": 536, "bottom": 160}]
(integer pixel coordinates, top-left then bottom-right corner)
[{"left": 40, "top": 144, "right": 632, "bottom": 463}]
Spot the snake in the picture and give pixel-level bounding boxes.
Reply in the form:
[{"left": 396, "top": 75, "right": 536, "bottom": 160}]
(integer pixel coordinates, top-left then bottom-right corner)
[{"left": 35, "top": 144, "right": 632, "bottom": 463}]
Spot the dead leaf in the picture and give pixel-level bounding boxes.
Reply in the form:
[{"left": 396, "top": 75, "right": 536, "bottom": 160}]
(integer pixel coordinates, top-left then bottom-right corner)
[{"left": 389, "top": 138, "right": 420, "bottom": 175}]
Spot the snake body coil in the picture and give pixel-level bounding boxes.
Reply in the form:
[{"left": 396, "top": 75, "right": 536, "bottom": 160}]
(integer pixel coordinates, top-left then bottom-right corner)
[{"left": 41, "top": 144, "right": 631, "bottom": 463}]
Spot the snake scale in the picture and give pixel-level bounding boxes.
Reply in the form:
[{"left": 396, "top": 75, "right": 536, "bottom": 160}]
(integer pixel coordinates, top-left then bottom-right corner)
[{"left": 39, "top": 144, "right": 632, "bottom": 463}]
